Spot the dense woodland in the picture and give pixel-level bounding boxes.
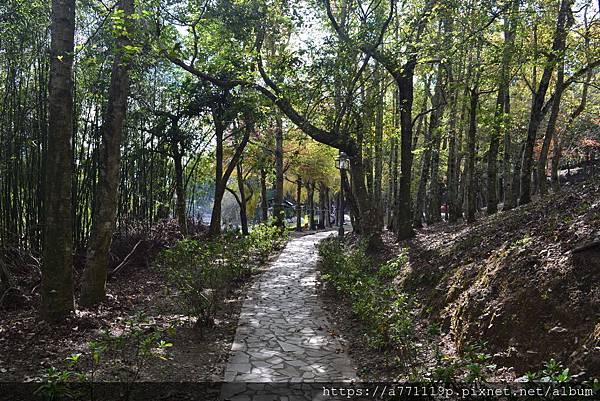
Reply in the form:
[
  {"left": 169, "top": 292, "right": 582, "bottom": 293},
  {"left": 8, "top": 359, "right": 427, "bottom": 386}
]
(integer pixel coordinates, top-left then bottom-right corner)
[{"left": 1, "top": 0, "right": 600, "bottom": 391}]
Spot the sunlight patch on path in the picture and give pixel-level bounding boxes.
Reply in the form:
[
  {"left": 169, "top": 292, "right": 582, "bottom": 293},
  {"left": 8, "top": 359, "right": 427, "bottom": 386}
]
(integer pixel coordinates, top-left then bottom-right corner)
[{"left": 222, "top": 231, "right": 357, "bottom": 384}]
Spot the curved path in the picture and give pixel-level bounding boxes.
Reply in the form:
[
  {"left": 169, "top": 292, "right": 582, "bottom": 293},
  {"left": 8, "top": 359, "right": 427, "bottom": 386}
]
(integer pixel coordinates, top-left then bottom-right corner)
[{"left": 223, "top": 230, "right": 357, "bottom": 385}]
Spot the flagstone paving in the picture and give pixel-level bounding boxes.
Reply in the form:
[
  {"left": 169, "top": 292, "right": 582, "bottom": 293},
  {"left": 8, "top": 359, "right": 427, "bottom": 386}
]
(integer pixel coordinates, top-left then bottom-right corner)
[{"left": 222, "top": 230, "right": 357, "bottom": 386}]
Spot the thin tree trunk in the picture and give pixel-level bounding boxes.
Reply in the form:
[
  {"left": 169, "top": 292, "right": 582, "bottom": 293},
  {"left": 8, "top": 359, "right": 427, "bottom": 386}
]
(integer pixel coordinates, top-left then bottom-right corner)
[
  {"left": 307, "top": 180, "right": 316, "bottom": 230},
  {"left": 488, "top": 0, "right": 517, "bottom": 214},
  {"left": 325, "top": 187, "right": 331, "bottom": 227},
  {"left": 386, "top": 137, "right": 396, "bottom": 229},
  {"left": 466, "top": 86, "right": 479, "bottom": 223},
  {"left": 427, "top": 68, "right": 446, "bottom": 224},
  {"left": 236, "top": 160, "right": 249, "bottom": 235},
  {"left": 260, "top": 167, "right": 268, "bottom": 222},
  {"left": 295, "top": 177, "right": 302, "bottom": 231},
  {"left": 209, "top": 108, "right": 226, "bottom": 235},
  {"left": 342, "top": 167, "right": 359, "bottom": 232},
  {"left": 520, "top": 0, "right": 571, "bottom": 204},
  {"left": 273, "top": 115, "right": 284, "bottom": 227},
  {"left": 80, "top": 0, "right": 134, "bottom": 308},
  {"left": 318, "top": 182, "right": 326, "bottom": 229},
  {"left": 538, "top": 59, "right": 564, "bottom": 197},
  {"left": 373, "top": 66, "right": 384, "bottom": 229},
  {"left": 209, "top": 112, "right": 250, "bottom": 236},
  {"left": 171, "top": 131, "right": 187, "bottom": 235},
  {"left": 446, "top": 74, "right": 462, "bottom": 223},
  {"left": 414, "top": 79, "right": 433, "bottom": 227},
  {"left": 510, "top": 142, "right": 525, "bottom": 208}
]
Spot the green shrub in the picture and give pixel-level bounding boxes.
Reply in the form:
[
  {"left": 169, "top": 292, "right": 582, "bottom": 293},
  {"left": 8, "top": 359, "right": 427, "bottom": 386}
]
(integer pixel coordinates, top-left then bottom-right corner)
[
  {"left": 247, "top": 222, "right": 288, "bottom": 260},
  {"left": 156, "top": 238, "right": 237, "bottom": 328},
  {"left": 377, "top": 249, "right": 408, "bottom": 280},
  {"left": 317, "top": 238, "right": 414, "bottom": 355},
  {"left": 430, "top": 341, "right": 496, "bottom": 382},
  {"left": 155, "top": 223, "right": 287, "bottom": 330},
  {"left": 522, "top": 358, "right": 573, "bottom": 383}
]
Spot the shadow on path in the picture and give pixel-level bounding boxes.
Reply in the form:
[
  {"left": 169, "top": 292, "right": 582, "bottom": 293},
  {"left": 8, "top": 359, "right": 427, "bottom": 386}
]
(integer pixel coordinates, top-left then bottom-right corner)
[{"left": 220, "top": 231, "right": 357, "bottom": 399}]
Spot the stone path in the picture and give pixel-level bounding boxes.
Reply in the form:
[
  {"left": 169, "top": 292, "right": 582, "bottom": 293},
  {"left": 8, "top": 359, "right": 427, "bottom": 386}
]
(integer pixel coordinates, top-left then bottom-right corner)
[{"left": 223, "top": 230, "right": 357, "bottom": 386}]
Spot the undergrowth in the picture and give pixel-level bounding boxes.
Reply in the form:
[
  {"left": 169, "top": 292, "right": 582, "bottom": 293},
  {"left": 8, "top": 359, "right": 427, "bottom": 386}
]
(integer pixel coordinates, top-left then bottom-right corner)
[
  {"left": 317, "top": 238, "right": 415, "bottom": 360},
  {"left": 317, "top": 237, "right": 598, "bottom": 387},
  {"left": 155, "top": 222, "right": 288, "bottom": 332},
  {"left": 36, "top": 314, "right": 175, "bottom": 401}
]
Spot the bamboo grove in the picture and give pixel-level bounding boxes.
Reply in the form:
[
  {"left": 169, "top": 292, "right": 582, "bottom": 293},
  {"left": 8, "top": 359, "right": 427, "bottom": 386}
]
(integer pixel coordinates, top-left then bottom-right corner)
[{"left": 0, "top": 0, "right": 599, "bottom": 319}]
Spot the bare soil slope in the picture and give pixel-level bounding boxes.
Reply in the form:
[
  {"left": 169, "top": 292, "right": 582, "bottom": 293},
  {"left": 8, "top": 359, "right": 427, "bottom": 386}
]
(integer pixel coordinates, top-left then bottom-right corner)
[{"left": 398, "top": 180, "right": 600, "bottom": 377}]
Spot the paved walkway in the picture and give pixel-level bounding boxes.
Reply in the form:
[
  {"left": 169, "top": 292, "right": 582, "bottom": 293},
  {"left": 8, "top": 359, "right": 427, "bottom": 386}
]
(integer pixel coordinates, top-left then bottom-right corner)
[{"left": 223, "top": 230, "right": 357, "bottom": 386}]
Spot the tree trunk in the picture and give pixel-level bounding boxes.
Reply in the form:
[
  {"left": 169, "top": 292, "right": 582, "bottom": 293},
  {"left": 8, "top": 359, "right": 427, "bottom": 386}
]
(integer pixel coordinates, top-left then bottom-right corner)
[
  {"left": 318, "top": 182, "right": 326, "bottom": 229},
  {"left": 209, "top": 111, "right": 250, "bottom": 236},
  {"left": 341, "top": 168, "right": 359, "bottom": 232},
  {"left": 260, "top": 167, "right": 268, "bottom": 222},
  {"left": 502, "top": 122, "right": 514, "bottom": 210},
  {"left": 295, "top": 178, "right": 302, "bottom": 231},
  {"left": 427, "top": 70, "right": 446, "bottom": 224},
  {"left": 466, "top": 86, "right": 479, "bottom": 223},
  {"left": 348, "top": 154, "right": 381, "bottom": 249},
  {"left": 236, "top": 160, "right": 249, "bottom": 235},
  {"left": 364, "top": 146, "right": 374, "bottom": 200},
  {"left": 488, "top": 0, "right": 517, "bottom": 214},
  {"left": 209, "top": 113, "right": 225, "bottom": 235},
  {"left": 386, "top": 137, "right": 397, "bottom": 229},
  {"left": 520, "top": 0, "right": 571, "bottom": 204},
  {"left": 373, "top": 66, "right": 384, "bottom": 229},
  {"left": 501, "top": 2, "right": 519, "bottom": 209},
  {"left": 273, "top": 115, "right": 285, "bottom": 227},
  {"left": 446, "top": 71, "right": 462, "bottom": 223},
  {"left": 538, "top": 60, "right": 564, "bottom": 197},
  {"left": 447, "top": 121, "right": 459, "bottom": 222},
  {"left": 41, "top": 0, "right": 76, "bottom": 320},
  {"left": 395, "top": 61, "right": 416, "bottom": 240},
  {"left": 80, "top": 0, "right": 133, "bottom": 308},
  {"left": 307, "top": 181, "right": 316, "bottom": 230},
  {"left": 172, "top": 132, "right": 187, "bottom": 235},
  {"left": 414, "top": 79, "right": 433, "bottom": 227},
  {"left": 509, "top": 142, "right": 525, "bottom": 209}
]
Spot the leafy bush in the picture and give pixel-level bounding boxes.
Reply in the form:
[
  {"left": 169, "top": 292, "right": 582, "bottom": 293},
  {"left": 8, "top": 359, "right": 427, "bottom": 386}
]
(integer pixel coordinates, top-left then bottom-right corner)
[
  {"left": 377, "top": 249, "right": 409, "bottom": 280},
  {"left": 430, "top": 341, "right": 494, "bottom": 382},
  {"left": 155, "top": 223, "right": 287, "bottom": 331},
  {"left": 247, "top": 223, "right": 288, "bottom": 260},
  {"left": 318, "top": 238, "right": 415, "bottom": 355},
  {"left": 521, "top": 358, "right": 573, "bottom": 383}
]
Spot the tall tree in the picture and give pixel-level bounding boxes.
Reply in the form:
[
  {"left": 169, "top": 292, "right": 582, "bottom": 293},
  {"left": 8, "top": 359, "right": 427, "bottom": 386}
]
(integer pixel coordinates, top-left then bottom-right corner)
[
  {"left": 519, "top": 0, "right": 572, "bottom": 204},
  {"left": 487, "top": 0, "right": 518, "bottom": 214},
  {"left": 414, "top": 78, "right": 433, "bottom": 226},
  {"left": 273, "top": 115, "right": 285, "bottom": 227},
  {"left": 41, "top": 0, "right": 76, "bottom": 320},
  {"left": 537, "top": 58, "right": 565, "bottom": 197},
  {"left": 466, "top": 83, "right": 480, "bottom": 224},
  {"left": 325, "top": 0, "right": 434, "bottom": 240},
  {"left": 80, "top": 0, "right": 135, "bottom": 307},
  {"left": 208, "top": 101, "right": 251, "bottom": 236},
  {"left": 373, "top": 65, "right": 384, "bottom": 229}
]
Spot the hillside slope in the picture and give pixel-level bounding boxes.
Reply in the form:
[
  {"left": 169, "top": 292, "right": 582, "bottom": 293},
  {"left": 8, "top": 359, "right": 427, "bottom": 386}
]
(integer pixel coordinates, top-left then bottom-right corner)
[{"left": 398, "top": 180, "right": 600, "bottom": 377}]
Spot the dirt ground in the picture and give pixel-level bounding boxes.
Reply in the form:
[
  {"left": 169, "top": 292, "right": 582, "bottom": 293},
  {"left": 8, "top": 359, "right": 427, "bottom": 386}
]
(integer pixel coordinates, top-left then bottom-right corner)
[{"left": 0, "top": 264, "right": 258, "bottom": 383}]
